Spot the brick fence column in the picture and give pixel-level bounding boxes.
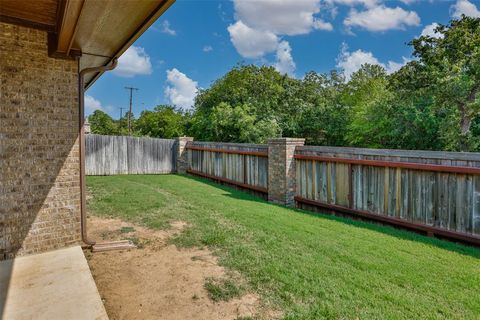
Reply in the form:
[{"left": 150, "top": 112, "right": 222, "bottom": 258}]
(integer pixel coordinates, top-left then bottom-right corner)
[
  {"left": 268, "top": 138, "right": 305, "bottom": 206},
  {"left": 176, "top": 137, "right": 193, "bottom": 174}
]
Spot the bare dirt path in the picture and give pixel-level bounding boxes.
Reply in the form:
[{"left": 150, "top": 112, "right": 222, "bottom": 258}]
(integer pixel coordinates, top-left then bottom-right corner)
[{"left": 85, "top": 216, "right": 262, "bottom": 320}]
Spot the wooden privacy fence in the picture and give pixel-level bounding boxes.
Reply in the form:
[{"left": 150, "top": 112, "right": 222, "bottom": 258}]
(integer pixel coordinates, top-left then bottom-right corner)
[
  {"left": 186, "top": 141, "right": 268, "bottom": 193},
  {"left": 85, "top": 135, "right": 480, "bottom": 244},
  {"left": 86, "top": 134, "right": 176, "bottom": 175},
  {"left": 294, "top": 146, "right": 480, "bottom": 239}
]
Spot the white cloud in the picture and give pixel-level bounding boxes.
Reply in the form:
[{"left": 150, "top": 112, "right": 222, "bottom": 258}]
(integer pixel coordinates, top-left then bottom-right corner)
[
  {"left": 420, "top": 23, "right": 444, "bottom": 39},
  {"left": 327, "top": 0, "right": 378, "bottom": 8},
  {"left": 344, "top": 5, "right": 420, "bottom": 32},
  {"left": 313, "top": 19, "right": 334, "bottom": 31},
  {"left": 164, "top": 69, "right": 198, "bottom": 109},
  {"left": 385, "top": 57, "right": 411, "bottom": 74},
  {"left": 233, "top": 0, "right": 332, "bottom": 36},
  {"left": 85, "top": 95, "right": 103, "bottom": 113},
  {"left": 336, "top": 44, "right": 409, "bottom": 79},
  {"left": 228, "top": 0, "right": 333, "bottom": 61},
  {"left": 161, "top": 20, "right": 176, "bottom": 35},
  {"left": 203, "top": 45, "right": 213, "bottom": 52},
  {"left": 451, "top": 0, "right": 480, "bottom": 18},
  {"left": 399, "top": 0, "right": 416, "bottom": 4},
  {"left": 113, "top": 46, "right": 152, "bottom": 78},
  {"left": 84, "top": 95, "right": 115, "bottom": 115},
  {"left": 227, "top": 20, "right": 279, "bottom": 58},
  {"left": 274, "top": 41, "right": 296, "bottom": 76},
  {"left": 337, "top": 46, "right": 382, "bottom": 79}
]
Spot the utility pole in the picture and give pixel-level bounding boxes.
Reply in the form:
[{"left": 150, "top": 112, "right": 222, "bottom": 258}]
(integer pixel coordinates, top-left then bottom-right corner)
[
  {"left": 119, "top": 107, "right": 124, "bottom": 120},
  {"left": 124, "top": 86, "right": 139, "bottom": 135}
]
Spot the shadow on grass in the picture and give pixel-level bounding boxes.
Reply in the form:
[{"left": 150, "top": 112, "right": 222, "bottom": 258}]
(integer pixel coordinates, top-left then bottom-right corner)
[{"left": 182, "top": 174, "right": 480, "bottom": 259}]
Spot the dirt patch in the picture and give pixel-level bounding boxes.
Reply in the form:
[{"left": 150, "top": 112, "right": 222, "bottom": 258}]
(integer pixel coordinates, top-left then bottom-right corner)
[{"left": 85, "top": 216, "right": 268, "bottom": 320}]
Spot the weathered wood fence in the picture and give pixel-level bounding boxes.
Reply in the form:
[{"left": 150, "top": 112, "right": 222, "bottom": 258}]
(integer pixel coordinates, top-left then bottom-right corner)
[
  {"left": 85, "top": 135, "right": 480, "bottom": 244},
  {"left": 294, "top": 146, "right": 480, "bottom": 239},
  {"left": 183, "top": 140, "right": 480, "bottom": 244},
  {"left": 186, "top": 141, "right": 268, "bottom": 193},
  {"left": 86, "top": 134, "right": 176, "bottom": 175}
]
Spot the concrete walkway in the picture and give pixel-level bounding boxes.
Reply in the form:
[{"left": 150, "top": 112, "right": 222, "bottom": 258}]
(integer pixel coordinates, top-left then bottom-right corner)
[{"left": 0, "top": 246, "right": 108, "bottom": 320}]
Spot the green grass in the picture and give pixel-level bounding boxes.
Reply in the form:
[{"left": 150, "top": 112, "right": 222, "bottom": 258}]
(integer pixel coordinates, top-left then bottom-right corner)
[
  {"left": 204, "top": 278, "right": 243, "bottom": 302},
  {"left": 87, "top": 174, "right": 480, "bottom": 319},
  {"left": 120, "top": 226, "right": 135, "bottom": 233}
]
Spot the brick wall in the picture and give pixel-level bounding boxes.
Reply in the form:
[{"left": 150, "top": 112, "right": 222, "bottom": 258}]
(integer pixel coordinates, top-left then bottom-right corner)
[{"left": 0, "top": 23, "right": 81, "bottom": 259}]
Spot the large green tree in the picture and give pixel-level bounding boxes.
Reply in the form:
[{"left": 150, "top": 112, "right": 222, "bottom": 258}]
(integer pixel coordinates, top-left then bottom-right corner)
[
  {"left": 190, "top": 65, "right": 349, "bottom": 145},
  {"left": 340, "top": 64, "right": 440, "bottom": 150},
  {"left": 136, "top": 105, "right": 186, "bottom": 138},
  {"left": 190, "top": 102, "right": 279, "bottom": 143},
  {"left": 343, "top": 64, "right": 393, "bottom": 148},
  {"left": 388, "top": 63, "right": 444, "bottom": 150},
  {"left": 88, "top": 110, "right": 118, "bottom": 135},
  {"left": 408, "top": 16, "right": 480, "bottom": 151},
  {"left": 190, "top": 64, "right": 289, "bottom": 142},
  {"left": 293, "top": 70, "right": 348, "bottom": 145},
  {"left": 194, "top": 64, "right": 288, "bottom": 119}
]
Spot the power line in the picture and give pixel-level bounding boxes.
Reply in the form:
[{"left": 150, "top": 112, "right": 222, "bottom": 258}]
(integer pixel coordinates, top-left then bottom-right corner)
[{"left": 124, "top": 86, "right": 139, "bottom": 135}]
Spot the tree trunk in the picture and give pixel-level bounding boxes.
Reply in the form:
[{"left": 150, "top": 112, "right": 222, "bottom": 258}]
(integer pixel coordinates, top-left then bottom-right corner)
[
  {"left": 458, "top": 103, "right": 472, "bottom": 152},
  {"left": 460, "top": 114, "right": 472, "bottom": 135},
  {"left": 458, "top": 83, "right": 480, "bottom": 151}
]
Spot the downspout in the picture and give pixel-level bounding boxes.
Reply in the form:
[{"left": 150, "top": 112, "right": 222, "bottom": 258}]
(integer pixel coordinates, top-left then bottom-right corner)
[{"left": 78, "top": 58, "right": 118, "bottom": 247}]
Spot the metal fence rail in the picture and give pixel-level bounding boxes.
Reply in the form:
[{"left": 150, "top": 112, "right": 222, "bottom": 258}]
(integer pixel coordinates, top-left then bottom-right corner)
[
  {"left": 86, "top": 134, "right": 176, "bottom": 175},
  {"left": 186, "top": 141, "right": 268, "bottom": 193}
]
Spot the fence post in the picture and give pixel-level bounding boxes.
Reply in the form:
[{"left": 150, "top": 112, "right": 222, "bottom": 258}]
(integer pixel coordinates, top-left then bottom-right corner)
[
  {"left": 176, "top": 137, "right": 194, "bottom": 174},
  {"left": 267, "top": 138, "right": 305, "bottom": 207}
]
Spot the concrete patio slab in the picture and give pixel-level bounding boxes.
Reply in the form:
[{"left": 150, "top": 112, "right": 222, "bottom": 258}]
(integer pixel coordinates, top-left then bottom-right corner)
[{"left": 0, "top": 246, "right": 108, "bottom": 320}]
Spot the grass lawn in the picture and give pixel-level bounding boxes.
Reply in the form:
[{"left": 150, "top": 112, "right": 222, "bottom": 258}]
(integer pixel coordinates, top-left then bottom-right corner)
[{"left": 87, "top": 174, "right": 480, "bottom": 320}]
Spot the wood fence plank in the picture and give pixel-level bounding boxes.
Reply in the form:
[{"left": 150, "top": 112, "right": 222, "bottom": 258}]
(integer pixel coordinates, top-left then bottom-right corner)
[
  {"left": 186, "top": 142, "right": 268, "bottom": 192},
  {"left": 86, "top": 134, "right": 175, "bottom": 175},
  {"left": 295, "top": 146, "right": 480, "bottom": 237}
]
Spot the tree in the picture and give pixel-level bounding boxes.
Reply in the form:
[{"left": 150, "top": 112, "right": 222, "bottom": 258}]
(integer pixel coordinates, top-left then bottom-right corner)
[
  {"left": 136, "top": 105, "right": 186, "bottom": 138},
  {"left": 294, "top": 70, "right": 349, "bottom": 145},
  {"left": 190, "top": 64, "right": 351, "bottom": 144},
  {"left": 343, "top": 64, "right": 394, "bottom": 147},
  {"left": 116, "top": 113, "right": 129, "bottom": 135},
  {"left": 388, "top": 63, "right": 444, "bottom": 150},
  {"left": 88, "top": 110, "right": 118, "bottom": 135},
  {"left": 191, "top": 102, "right": 279, "bottom": 143},
  {"left": 84, "top": 17, "right": 479, "bottom": 151},
  {"left": 194, "top": 64, "right": 288, "bottom": 119},
  {"left": 122, "top": 111, "right": 137, "bottom": 136},
  {"left": 408, "top": 16, "right": 480, "bottom": 151},
  {"left": 191, "top": 64, "right": 291, "bottom": 142}
]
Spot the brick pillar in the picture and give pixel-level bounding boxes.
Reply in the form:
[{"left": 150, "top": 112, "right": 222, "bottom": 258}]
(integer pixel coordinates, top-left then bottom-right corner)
[
  {"left": 268, "top": 138, "right": 305, "bottom": 206},
  {"left": 176, "top": 137, "right": 193, "bottom": 174}
]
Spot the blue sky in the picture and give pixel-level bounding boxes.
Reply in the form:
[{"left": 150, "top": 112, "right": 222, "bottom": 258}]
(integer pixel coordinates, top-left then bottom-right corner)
[{"left": 85, "top": 0, "right": 480, "bottom": 119}]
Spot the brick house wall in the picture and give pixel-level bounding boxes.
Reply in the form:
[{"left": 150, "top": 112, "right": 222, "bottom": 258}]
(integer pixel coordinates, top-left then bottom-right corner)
[{"left": 0, "top": 22, "right": 81, "bottom": 259}]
